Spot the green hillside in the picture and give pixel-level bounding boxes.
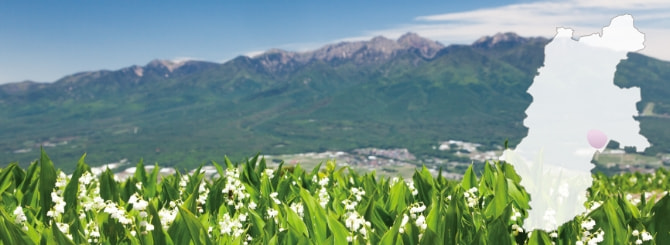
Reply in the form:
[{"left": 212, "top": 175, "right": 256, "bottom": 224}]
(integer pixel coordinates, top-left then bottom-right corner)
[{"left": 1, "top": 33, "right": 668, "bottom": 172}]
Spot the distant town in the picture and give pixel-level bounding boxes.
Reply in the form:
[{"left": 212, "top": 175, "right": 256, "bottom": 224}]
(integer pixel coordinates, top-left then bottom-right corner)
[{"left": 12, "top": 135, "right": 670, "bottom": 181}]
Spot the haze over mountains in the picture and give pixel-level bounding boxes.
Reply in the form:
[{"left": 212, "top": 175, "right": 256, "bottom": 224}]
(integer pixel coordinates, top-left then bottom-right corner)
[{"left": 1, "top": 32, "right": 669, "bottom": 171}]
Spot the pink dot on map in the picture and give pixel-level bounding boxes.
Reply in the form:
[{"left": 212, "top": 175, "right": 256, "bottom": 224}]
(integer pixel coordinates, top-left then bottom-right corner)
[{"left": 587, "top": 129, "right": 608, "bottom": 148}]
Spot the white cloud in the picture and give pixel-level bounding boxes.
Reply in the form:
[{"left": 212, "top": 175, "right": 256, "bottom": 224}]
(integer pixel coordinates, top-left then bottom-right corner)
[
  {"left": 240, "top": 41, "right": 334, "bottom": 58},
  {"left": 243, "top": 50, "right": 266, "bottom": 58},
  {"left": 573, "top": 0, "right": 670, "bottom": 10},
  {"left": 354, "top": 0, "right": 670, "bottom": 61},
  {"left": 277, "top": 42, "right": 330, "bottom": 52},
  {"left": 170, "top": 57, "right": 199, "bottom": 63},
  {"left": 239, "top": 0, "right": 670, "bottom": 61}
]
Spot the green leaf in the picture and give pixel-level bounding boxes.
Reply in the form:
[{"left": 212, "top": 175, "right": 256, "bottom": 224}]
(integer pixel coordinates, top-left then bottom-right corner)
[
  {"left": 134, "top": 158, "right": 147, "bottom": 184},
  {"left": 50, "top": 222, "right": 75, "bottom": 245},
  {"left": 412, "top": 166, "right": 435, "bottom": 206},
  {"left": 160, "top": 177, "right": 181, "bottom": 206},
  {"left": 66, "top": 218, "right": 86, "bottom": 245},
  {"left": 0, "top": 213, "right": 35, "bottom": 245},
  {"left": 284, "top": 228, "right": 312, "bottom": 245},
  {"left": 479, "top": 161, "right": 496, "bottom": 196},
  {"left": 649, "top": 195, "right": 670, "bottom": 243},
  {"left": 486, "top": 204, "right": 513, "bottom": 245},
  {"left": 260, "top": 171, "right": 273, "bottom": 202},
  {"left": 617, "top": 194, "right": 640, "bottom": 220},
  {"left": 148, "top": 201, "right": 170, "bottom": 245},
  {"left": 422, "top": 191, "right": 445, "bottom": 244},
  {"left": 506, "top": 179, "right": 530, "bottom": 210},
  {"left": 527, "top": 229, "right": 552, "bottom": 245},
  {"left": 19, "top": 161, "right": 39, "bottom": 196},
  {"left": 461, "top": 164, "right": 478, "bottom": 190},
  {"left": 364, "top": 199, "right": 389, "bottom": 238},
  {"left": 181, "top": 179, "right": 201, "bottom": 214},
  {"left": 285, "top": 205, "right": 309, "bottom": 238},
  {"left": 206, "top": 178, "right": 225, "bottom": 215},
  {"left": 99, "top": 168, "right": 119, "bottom": 202},
  {"left": 211, "top": 160, "right": 226, "bottom": 180},
  {"left": 299, "top": 189, "right": 327, "bottom": 242},
  {"left": 145, "top": 163, "right": 160, "bottom": 198},
  {"left": 167, "top": 206, "right": 213, "bottom": 245},
  {"left": 485, "top": 163, "right": 509, "bottom": 219},
  {"left": 386, "top": 180, "right": 409, "bottom": 214},
  {"left": 326, "top": 160, "right": 336, "bottom": 174},
  {"left": 379, "top": 210, "right": 403, "bottom": 245},
  {"left": 310, "top": 162, "right": 322, "bottom": 180},
  {"left": 502, "top": 162, "right": 522, "bottom": 184},
  {"left": 326, "top": 213, "right": 349, "bottom": 244},
  {"left": 38, "top": 148, "right": 57, "bottom": 221},
  {"left": 444, "top": 189, "right": 462, "bottom": 244},
  {"left": 590, "top": 198, "right": 628, "bottom": 245},
  {"left": 224, "top": 156, "right": 235, "bottom": 169},
  {"left": 63, "top": 154, "right": 87, "bottom": 219},
  {"left": 247, "top": 209, "right": 267, "bottom": 240},
  {"left": 0, "top": 163, "right": 20, "bottom": 195},
  {"left": 249, "top": 154, "right": 260, "bottom": 170},
  {"left": 257, "top": 156, "right": 267, "bottom": 173}
]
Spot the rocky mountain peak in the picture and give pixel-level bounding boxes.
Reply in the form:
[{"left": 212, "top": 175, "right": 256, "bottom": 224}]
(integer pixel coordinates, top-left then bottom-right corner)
[
  {"left": 255, "top": 49, "right": 302, "bottom": 73},
  {"left": 252, "top": 33, "right": 446, "bottom": 71},
  {"left": 369, "top": 35, "right": 397, "bottom": 45},
  {"left": 398, "top": 32, "right": 437, "bottom": 47},
  {"left": 260, "top": 49, "right": 299, "bottom": 60},
  {"left": 472, "top": 32, "right": 528, "bottom": 49},
  {"left": 364, "top": 36, "right": 403, "bottom": 55},
  {"left": 397, "top": 32, "right": 444, "bottom": 58}
]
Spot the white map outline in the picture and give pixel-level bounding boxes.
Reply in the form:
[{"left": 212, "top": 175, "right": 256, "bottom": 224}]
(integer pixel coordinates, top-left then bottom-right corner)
[{"left": 499, "top": 14, "right": 650, "bottom": 231}]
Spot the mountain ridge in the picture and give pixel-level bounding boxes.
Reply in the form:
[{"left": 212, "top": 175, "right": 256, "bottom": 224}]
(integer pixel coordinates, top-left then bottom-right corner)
[
  {"left": 1, "top": 32, "right": 669, "bottom": 172},
  {"left": 1, "top": 32, "right": 664, "bottom": 88},
  {"left": 0, "top": 32, "right": 475, "bottom": 87}
]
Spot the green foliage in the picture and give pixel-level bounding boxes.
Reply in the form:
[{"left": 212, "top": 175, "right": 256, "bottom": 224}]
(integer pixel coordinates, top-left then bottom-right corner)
[
  {"left": 1, "top": 151, "right": 669, "bottom": 244},
  {"left": 38, "top": 148, "right": 57, "bottom": 222},
  {"left": 3, "top": 41, "right": 669, "bottom": 173}
]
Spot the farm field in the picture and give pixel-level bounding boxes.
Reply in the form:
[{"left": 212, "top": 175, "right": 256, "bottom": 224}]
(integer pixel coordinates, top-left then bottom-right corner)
[{"left": 1, "top": 150, "right": 669, "bottom": 244}]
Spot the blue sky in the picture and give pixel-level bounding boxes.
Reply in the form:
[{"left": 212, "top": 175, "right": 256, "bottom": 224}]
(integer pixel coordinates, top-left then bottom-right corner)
[{"left": 1, "top": 0, "right": 669, "bottom": 84}]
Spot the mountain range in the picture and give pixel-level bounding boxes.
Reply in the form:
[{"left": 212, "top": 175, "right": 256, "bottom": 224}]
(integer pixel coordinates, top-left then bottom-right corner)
[{"left": 1, "top": 32, "right": 669, "bottom": 171}]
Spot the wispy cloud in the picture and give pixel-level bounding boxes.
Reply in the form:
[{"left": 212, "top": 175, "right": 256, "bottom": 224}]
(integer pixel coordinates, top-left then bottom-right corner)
[
  {"left": 240, "top": 0, "right": 670, "bottom": 61},
  {"left": 170, "top": 57, "right": 199, "bottom": 63},
  {"left": 240, "top": 41, "right": 333, "bottom": 58},
  {"left": 400, "top": 0, "right": 669, "bottom": 60},
  {"left": 343, "top": 0, "right": 670, "bottom": 60},
  {"left": 243, "top": 50, "right": 266, "bottom": 58}
]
